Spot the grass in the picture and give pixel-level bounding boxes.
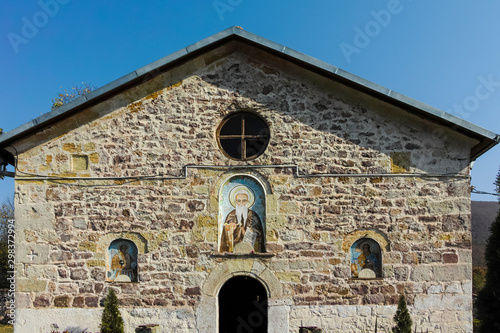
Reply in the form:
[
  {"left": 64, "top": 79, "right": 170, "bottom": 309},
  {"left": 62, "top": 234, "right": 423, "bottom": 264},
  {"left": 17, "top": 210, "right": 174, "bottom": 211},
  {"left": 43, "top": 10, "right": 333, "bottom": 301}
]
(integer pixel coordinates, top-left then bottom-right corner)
[{"left": 0, "top": 325, "right": 13, "bottom": 333}]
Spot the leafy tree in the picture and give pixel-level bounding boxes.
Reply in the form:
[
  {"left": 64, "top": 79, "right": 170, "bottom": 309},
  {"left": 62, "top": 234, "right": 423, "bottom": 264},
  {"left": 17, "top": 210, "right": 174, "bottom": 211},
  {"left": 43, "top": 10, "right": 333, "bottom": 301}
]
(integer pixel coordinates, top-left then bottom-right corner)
[
  {"left": 0, "top": 197, "right": 14, "bottom": 288},
  {"left": 473, "top": 267, "right": 487, "bottom": 294},
  {"left": 100, "top": 289, "right": 124, "bottom": 333},
  {"left": 476, "top": 167, "right": 500, "bottom": 332},
  {"left": 51, "top": 83, "right": 95, "bottom": 111},
  {"left": 392, "top": 295, "right": 413, "bottom": 333}
]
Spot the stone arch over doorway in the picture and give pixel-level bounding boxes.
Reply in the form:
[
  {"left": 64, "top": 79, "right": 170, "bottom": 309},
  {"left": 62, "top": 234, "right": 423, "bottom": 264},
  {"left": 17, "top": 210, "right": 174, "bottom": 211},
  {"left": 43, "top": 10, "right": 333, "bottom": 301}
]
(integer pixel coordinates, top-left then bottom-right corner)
[{"left": 195, "top": 259, "right": 287, "bottom": 332}]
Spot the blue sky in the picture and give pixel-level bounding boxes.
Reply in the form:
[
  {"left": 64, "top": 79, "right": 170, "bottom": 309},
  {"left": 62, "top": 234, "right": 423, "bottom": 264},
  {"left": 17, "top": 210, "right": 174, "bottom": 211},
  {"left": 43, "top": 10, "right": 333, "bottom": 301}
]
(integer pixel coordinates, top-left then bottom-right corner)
[{"left": 1, "top": 0, "right": 499, "bottom": 202}]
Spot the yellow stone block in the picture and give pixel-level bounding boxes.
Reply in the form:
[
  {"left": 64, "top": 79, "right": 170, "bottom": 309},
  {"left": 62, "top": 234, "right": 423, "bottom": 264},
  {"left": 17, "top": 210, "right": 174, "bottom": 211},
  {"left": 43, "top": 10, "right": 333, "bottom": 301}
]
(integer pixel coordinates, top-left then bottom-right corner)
[
  {"left": 128, "top": 101, "right": 143, "bottom": 113},
  {"left": 205, "top": 228, "right": 218, "bottom": 242},
  {"left": 16, "top": 179, "right": 45, "bottom": 185},
  {"left": 87, "top": 260, "right": 105, "bottom": 267},
  {"left": 275, "top": 271, "right": 301, "bottom": 282},
  {"left": 62, "top": 143, "right": 78, "bottom": 153},
  {"left": 267, "top": 215, "right": 287, "bottom": 230},
  {"left": 199, "top": 169, "right": 220, "bottom": 177},
  {"left": 266, "top": 229, "right": 278, "bottom": 242},
  {"left": 195, "top": 264, "right": 209, "bottom": 272},
  {"left": 329, "top": 258, "right": 342, "bottom": 265},
  {"left": 271, "top": 176, "right": 288, "bottom": 185},
  {"left": 49, "top": 172, "right": 77, "bottom": 177},
  {"left": 364, "top": 188, "right": 379, "bottom": 197},
  {"left": 227, "top": 259, "right": 253, "bottom": 273},
  {"left": 144, "top": 230, "right": 169, "bottom": 251},
  {"left": 72, "top": 155, "right": 89, "bottom": 171},
  {"left": 83, "top": 143, "right": 96, "bottom": 151},
  {"left": 144, "top": 91, "right": 160, "bottom": 101},
  {"left": 337, "top": 177, "right": 351, "bottom": 184},
  {"left": 266, "top": 194, "right": 278, "bottom": 214},
  {"left": 196, "top": 214, "right": 216, "bottom": 228},
  {"left": 209, "top": 196, "right": 219, "bottom": 212},
  {"left": 391, "top": 152, "right": 411, "bottom": 173},
  {"left": 79, "top": 241, "right": 97, "bottom": 252},
  {"left": 439, "top": 234, "right": 453, "bottom": 241},
  {"left": 279, "top": 201, "right": 300, "bottom": 215},
  {"left": 17, "top": 279, "right": 47, "bottom": 292},
  {"left": 192, "top": 229, "right": 204, "bottom": 242},
  {"left": 40, "top": 231, "right": 59, "bottom": 243},
  {"left": 193, "top": 185, "right": 209, "bottom": 194},
  {"left": 166, "top": 81, "right": 183, "bottom": 91},
  {"left": 39, "top": 164, "right": 51, "bottom": 172}
]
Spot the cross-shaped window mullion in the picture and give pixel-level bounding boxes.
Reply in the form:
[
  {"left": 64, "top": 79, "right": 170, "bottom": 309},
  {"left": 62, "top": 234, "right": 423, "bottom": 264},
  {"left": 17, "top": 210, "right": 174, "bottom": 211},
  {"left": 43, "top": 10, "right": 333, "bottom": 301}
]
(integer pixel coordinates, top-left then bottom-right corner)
[{"left": 217, "top": 112, "right": 270, "bottom": 161}]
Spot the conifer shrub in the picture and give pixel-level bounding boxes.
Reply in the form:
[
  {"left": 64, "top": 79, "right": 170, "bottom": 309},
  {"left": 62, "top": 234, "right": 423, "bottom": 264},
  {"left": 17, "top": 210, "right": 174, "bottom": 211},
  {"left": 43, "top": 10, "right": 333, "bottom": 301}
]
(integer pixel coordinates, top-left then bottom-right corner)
[
  {"left": 100, "top": 289, "right": 124, "bottom": 333},
  {"left": 476, "top": 167, "right": 500, "bottom": 332},
  {"left": 392, "top": 295, "right": 413, "bottom": 333}
]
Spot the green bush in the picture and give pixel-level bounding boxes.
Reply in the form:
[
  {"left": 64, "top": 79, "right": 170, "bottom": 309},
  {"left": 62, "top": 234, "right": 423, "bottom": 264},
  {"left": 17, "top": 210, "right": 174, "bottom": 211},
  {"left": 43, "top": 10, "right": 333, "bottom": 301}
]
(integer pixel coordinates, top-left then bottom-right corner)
[
  {"left": 475, "top": 167, "right": 500, "bottom": 332},
  {"left": 100, "top": 289, "right": 124, "bottom": 333},
  {"left": 392, "top": 295, "right": 413, "bottom": 333}
]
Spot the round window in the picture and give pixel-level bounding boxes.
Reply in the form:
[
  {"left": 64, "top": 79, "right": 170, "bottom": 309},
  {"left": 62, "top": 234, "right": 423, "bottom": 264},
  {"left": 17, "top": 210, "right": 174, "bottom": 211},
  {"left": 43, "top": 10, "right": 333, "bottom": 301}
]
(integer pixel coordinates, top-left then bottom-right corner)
[{"left": 216, "top": 112, "right": 270, "bottom": 161}]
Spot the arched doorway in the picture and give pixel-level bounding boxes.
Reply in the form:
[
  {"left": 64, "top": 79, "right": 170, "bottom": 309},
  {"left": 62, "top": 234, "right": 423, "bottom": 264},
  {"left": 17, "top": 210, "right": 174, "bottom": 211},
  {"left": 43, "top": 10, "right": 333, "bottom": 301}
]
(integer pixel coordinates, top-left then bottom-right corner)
[{"left": 218, "top": 276, "right": 268, "bottom": 333}]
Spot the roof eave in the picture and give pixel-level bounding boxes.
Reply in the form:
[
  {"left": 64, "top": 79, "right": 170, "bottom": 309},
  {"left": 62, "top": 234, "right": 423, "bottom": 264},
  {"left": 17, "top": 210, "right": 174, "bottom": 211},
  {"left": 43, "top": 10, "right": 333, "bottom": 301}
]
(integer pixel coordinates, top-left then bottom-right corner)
[{"left": 1, "top": 26, "right": 498, "bottom": 159}]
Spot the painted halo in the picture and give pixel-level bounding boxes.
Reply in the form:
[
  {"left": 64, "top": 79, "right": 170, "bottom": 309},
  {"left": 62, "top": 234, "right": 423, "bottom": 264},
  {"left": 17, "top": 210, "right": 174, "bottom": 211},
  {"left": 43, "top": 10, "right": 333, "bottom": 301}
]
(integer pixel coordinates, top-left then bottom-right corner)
[
  {"left": 229, "top": 185, "right": 255, "bottom": 208},
  {"left": 354, "top": 239, "right": 376, "bottom": 253}
]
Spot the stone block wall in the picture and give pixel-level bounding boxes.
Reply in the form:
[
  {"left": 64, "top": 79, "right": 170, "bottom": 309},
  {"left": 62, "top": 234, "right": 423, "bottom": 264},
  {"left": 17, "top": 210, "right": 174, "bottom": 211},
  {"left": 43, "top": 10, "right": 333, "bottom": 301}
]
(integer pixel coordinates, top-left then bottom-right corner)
[{"left": 13, "top": 44, "right": 475, "bottom": 332}]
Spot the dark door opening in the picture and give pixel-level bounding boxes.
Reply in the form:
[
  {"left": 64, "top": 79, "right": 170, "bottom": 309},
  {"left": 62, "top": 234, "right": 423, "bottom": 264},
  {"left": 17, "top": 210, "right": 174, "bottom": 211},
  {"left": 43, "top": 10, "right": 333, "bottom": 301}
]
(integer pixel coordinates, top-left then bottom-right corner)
[{"left": 219, "top": 276, "right": 268, "bottom": 333}]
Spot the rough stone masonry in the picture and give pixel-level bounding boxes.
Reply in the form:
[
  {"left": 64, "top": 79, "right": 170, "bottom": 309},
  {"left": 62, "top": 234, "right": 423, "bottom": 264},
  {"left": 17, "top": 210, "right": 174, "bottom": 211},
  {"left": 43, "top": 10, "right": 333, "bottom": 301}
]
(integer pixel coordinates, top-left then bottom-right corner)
[{"left": 8, "top": 35, "right": 485, "bottom": 332}]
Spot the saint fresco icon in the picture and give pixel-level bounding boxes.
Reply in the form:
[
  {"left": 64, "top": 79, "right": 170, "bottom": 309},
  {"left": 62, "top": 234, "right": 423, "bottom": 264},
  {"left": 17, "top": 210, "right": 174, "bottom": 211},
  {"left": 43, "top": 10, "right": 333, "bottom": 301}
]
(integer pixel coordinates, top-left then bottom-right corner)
[
  {"left": 219, "top": 180, "right": 265, "bottom": 253},
  {"left": 107, "top": 239, "right": 138, "bottom": 282},
  {"left": 350, "top": 238, "right": 381, "bottom": 278}
]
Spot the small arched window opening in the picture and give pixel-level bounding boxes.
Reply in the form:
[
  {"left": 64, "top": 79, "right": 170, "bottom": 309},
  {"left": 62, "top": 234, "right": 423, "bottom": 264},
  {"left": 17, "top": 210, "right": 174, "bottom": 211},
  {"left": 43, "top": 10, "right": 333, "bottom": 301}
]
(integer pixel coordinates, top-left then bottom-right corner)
[
  {"left": 106, "top": 239, "right": 138, "bottom": 282},
  {"left": 350, "top": 238, "right": 382, "bottom": 279}
]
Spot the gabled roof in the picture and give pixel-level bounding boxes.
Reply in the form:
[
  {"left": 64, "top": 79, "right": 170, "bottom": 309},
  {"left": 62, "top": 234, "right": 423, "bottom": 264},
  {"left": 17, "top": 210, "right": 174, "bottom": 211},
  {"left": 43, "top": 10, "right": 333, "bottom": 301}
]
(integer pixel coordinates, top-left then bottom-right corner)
[{"left": 1, "top": 26, "right": 498, "bottom": 160}]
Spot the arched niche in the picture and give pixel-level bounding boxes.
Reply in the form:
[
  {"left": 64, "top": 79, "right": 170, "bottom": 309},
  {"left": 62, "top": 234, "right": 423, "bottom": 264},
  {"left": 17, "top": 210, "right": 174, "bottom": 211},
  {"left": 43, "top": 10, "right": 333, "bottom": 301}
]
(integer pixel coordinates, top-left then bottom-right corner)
[
  {"left": 218, "top": 174, "right": 268, "bottom": 253},
  {"left": 343, "top": 229, "right": 389, "bottom": 279},
  {"left": 106, "top": 238, "right": 138, "bottom": 282},
  {"left": 350, "top": 238, "right": 382, "bottom": 279}
]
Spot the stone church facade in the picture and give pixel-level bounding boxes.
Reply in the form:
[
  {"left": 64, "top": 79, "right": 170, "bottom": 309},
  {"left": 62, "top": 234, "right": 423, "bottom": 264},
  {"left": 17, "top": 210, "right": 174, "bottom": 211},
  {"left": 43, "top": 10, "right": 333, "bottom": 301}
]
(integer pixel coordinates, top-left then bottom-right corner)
[{"left": 1, "top": 27, "right": 499, "bottom": 332}]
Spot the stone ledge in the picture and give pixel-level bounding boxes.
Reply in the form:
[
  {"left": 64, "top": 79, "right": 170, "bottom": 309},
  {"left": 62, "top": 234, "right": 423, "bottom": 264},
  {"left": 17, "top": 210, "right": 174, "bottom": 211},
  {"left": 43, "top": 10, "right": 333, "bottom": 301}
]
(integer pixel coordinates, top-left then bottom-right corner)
[
  {"left": 348, "top": 277, "right": 384, "bottom": 282},
  {"left": 209, "top": 252, "right": 275, "bottom": 259}
]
